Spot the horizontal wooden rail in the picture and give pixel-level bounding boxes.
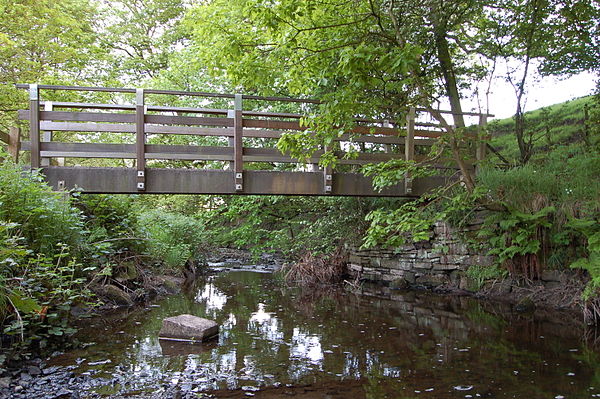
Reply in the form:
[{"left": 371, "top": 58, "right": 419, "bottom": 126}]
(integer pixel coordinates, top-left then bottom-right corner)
[
  {"left": 16, "top": 84, "right": 320, "bottom": 104},
  {"left": 21, "top": 141, "right": 446, "bottom": 165},
  {"left": 18, "top": 109, "right": 449, "bottom": 139},
  {"left": 16, "top": 84, "right": 493, "bottom": 116},
  {"left": 0, "top": 131, "right": 9, "bottom": 144}
]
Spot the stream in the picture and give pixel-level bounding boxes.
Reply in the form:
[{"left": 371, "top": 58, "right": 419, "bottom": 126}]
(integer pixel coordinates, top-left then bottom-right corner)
[{"left": 8, "top": 269, "right": 600, "bottom": 399}]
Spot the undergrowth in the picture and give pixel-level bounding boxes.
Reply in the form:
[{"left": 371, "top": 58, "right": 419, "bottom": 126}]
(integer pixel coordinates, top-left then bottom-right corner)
[
  {"left": 0, "top": 160, "right": 211, "bottom": 365},
  {"left": 279, "top": 248, "right": 347, "bottom": 286}
]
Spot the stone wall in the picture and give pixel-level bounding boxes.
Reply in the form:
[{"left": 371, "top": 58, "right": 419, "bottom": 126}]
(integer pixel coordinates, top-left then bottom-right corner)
[{"left": 347, "top": 218, "right": 495, "bottom": 289}]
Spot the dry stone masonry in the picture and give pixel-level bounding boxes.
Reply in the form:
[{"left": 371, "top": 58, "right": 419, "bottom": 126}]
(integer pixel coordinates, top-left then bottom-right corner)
[{"left": 348, "top": 218, "right": 495, "bottom": 289}]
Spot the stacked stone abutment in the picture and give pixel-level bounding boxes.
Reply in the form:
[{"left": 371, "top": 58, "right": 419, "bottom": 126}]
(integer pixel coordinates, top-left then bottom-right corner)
[{"left": 347, "top": 218, "right": 494, "bottom": 289}]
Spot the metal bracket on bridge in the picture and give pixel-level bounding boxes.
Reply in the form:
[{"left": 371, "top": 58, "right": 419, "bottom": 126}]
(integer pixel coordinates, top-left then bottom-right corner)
[
  {"left": 323, "top": 170, "right": 333, "bottom": 194},
  {"left": 235, "top": 172, "right": 243, "bottom": 192}
]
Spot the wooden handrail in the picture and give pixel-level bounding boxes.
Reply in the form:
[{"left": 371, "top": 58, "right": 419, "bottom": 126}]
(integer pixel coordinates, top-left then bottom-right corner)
[
  {"left": 0, "top": 131, "right": 9, "bottom": 145},
  {"left": 13, "top": 83, "right": 488, "bottom": 197},
  {"left": 16, "top": 84, "right": 494, "bottom": 117},
  {"left": 0, "top": 127, "right": 21, "bottom": 162}
]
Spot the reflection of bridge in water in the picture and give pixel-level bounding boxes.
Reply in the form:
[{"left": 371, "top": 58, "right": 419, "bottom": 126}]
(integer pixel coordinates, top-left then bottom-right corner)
[{"left": 13, "top": 84, "right": 490, "bottom": 196}]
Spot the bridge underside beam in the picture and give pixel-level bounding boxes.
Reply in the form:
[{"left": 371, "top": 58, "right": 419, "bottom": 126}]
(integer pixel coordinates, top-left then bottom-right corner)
[{"left": 40, "top": 167, "right": 451, "bottom": 197}]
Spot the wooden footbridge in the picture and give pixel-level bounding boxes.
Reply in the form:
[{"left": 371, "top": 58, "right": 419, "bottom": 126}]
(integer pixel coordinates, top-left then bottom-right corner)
[{"left": 3, "top": 84, "right": 490, "bottom": 196}]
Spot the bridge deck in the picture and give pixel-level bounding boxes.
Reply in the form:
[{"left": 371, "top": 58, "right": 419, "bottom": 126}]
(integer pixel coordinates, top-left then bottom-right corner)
[
  {"left": 13, "top": 84, "right": 489, "bottom": 197},
  {"left": 39, "top": 167, "right": 450, "bottom": 196}
]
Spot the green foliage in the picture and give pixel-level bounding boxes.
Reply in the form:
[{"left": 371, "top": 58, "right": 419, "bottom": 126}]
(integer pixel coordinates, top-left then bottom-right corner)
[
  {"left": 566, "top": 218, "right": 600, "bottom": 301},
  {"left": 477, "top": 118, "right": 599, "bottom": 280},
  {"left": 76, "top": 194, "right": 143, "bottom": 263},
  {"left": 478, "top": 206, "right": 554, "bottom": 266},
  {"left": 362, "top": 186, "right": 486, "bottom": 249},
  {"left": 0, "top": 0, "right": 104, "bottom": 130},
  {"left": 201, "top": 196, "right": 370, "bottom": 259},
  {"left": 478, "top": 152, "right": 600, "bottom": 210},
  {"left": 0, "top": 161, "right": 97, "bottom": 360},
  {"left": 0, "top": 161, "right": 84, "bottom": 256},
  {"left": 362, "top": 201, "right": 432, "bottom": 249},
  {"left": 362, "top": 160, "right": 436, "bottom": 192},
  {"left": 0, "top": 223, "right": 92, "bottom": 357},
  {"left": 138, "top": 209, "right": 206, "bottom": 270},
  {"left": 100, "top": 0, "right": 186, "bottom": 83},
  {"left": 465, "top": 265, "right": 509, "bottom": 291}
]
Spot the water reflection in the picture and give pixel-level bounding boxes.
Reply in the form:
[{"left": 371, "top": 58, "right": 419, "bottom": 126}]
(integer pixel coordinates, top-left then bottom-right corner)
[
  {"left": 49, "top": 271, "right": 600, "bottom": 398},
  {"left": 195, "top": 282, "right": 228, "bottom": 317}
]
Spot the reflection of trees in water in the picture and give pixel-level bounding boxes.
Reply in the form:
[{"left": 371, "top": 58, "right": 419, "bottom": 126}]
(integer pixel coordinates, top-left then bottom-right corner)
[{"left": 64, "top": 271, "right": 600, "bottom": 398}]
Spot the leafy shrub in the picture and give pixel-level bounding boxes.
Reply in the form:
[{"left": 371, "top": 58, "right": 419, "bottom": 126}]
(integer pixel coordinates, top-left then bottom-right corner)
[
  {"left": 566, "top": 218, "right": 600, "bottom": 323},
  {"left": 201, "top": 196, "right": 370, "bottom": 259},
  {"left": 75, "top": 194, "right": 145, "bottom": 269},
  {"left": 0, "top": 223, "right": 93, "bottom": 358},
  {"left": 138, "top": 209, "right": 206, "bottom": 270},
  {"left": 0, "top": 162, "right": 84, "bottom": 255},
  {"left": 478, "top": 206, "right": 554, "bottom": 279},
  {"left": 465, "top": 264, "right": 508, "bottom": 291}
]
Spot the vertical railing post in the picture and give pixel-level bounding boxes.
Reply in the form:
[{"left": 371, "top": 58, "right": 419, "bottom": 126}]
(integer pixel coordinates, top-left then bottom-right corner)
[
  {"left": 226, "top": 110, "right": 235, "bottom": 171},
  {"left": 476, "top": 114, "right": 488, "bottom": 163},
  {"left": 29, "top": 84, "right": 40, "bottom": 169},
  {"left": 234, "top": 94, "right": 243, "bottom": 191},
  {"left": 41, "top": 101, "right": 53, "bottom": 167},
  {"left": 8, "top": 127, "right": 21, "bottom": 163},
  {"left": 404, "top": 107, "right": 416, "bottom": 194},
  {"left": 136, "top": 88, "right": 146, "bottom": 191},
  {"left": 383, "top": 120, "right": 392, "bottom": 154}
]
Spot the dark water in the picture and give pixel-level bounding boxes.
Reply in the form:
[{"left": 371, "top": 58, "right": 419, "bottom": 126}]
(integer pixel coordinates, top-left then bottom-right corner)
[{"left": 50, "top": 271, "right": 600, "bottom": 398}]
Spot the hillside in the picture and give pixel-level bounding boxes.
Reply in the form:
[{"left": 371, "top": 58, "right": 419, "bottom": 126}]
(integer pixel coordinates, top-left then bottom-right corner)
[{"left": 487, "top": 95, "right": 596, "bottom": 161}]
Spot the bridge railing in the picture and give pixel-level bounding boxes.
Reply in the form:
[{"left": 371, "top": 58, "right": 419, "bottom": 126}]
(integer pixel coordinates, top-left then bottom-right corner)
[
  {"left": 15, "top": 84, "right": 490, "bottom": 196},
  {"left": 0, "top": 127, "right": 21, "bottom": 162}
]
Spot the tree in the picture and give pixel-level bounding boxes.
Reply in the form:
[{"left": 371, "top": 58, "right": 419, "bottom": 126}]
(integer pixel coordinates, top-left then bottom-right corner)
[
  {"left": 480, "top": 0, "right": 599, "bottom": 164},
  {"left": 184, "top": 0, "right": 599, "bottom": 170},
  {"left": 99, "top": 0, "right": 187, "bottom": 83},
  {"left": 0, "top": 0, "right": 103, "bottom": 130},
  {"left": 184, "top": 0, "right": 492, "bottom": 191}
]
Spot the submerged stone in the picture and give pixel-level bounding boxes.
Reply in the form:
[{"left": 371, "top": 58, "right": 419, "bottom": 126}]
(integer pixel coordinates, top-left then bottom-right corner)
[
  {"left": 159, "top": 314, "right": 219, "bottom": 342},
  {"left": 94, "top": 284, "right": 133, "bottom": 306}
]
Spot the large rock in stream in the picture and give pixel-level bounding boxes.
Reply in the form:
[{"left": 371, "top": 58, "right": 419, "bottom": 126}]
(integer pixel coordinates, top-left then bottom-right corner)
[{"left": 159, "top": 314, "right": 219, "bottom": 342}]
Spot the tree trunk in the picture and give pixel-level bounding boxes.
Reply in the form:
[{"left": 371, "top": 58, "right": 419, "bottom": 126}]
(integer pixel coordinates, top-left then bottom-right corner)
[{"left": 432, "top": 12, "right": 475, "bottom": 191}]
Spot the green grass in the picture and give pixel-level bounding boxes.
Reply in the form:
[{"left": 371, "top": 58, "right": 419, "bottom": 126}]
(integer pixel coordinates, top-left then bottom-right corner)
[{"left": 488, "top": 95, "right": 595, "bottom": 162}]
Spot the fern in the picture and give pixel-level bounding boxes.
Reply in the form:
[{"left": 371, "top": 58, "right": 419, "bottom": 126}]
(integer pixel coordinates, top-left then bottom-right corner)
[{"left": 570, "top": 229, "right": 600, "bottom": 300}]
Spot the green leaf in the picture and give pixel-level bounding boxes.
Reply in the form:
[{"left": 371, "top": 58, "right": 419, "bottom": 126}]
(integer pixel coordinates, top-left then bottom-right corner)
[{"left": 8, "top": 294, "right": 42, "bottom": 314}]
